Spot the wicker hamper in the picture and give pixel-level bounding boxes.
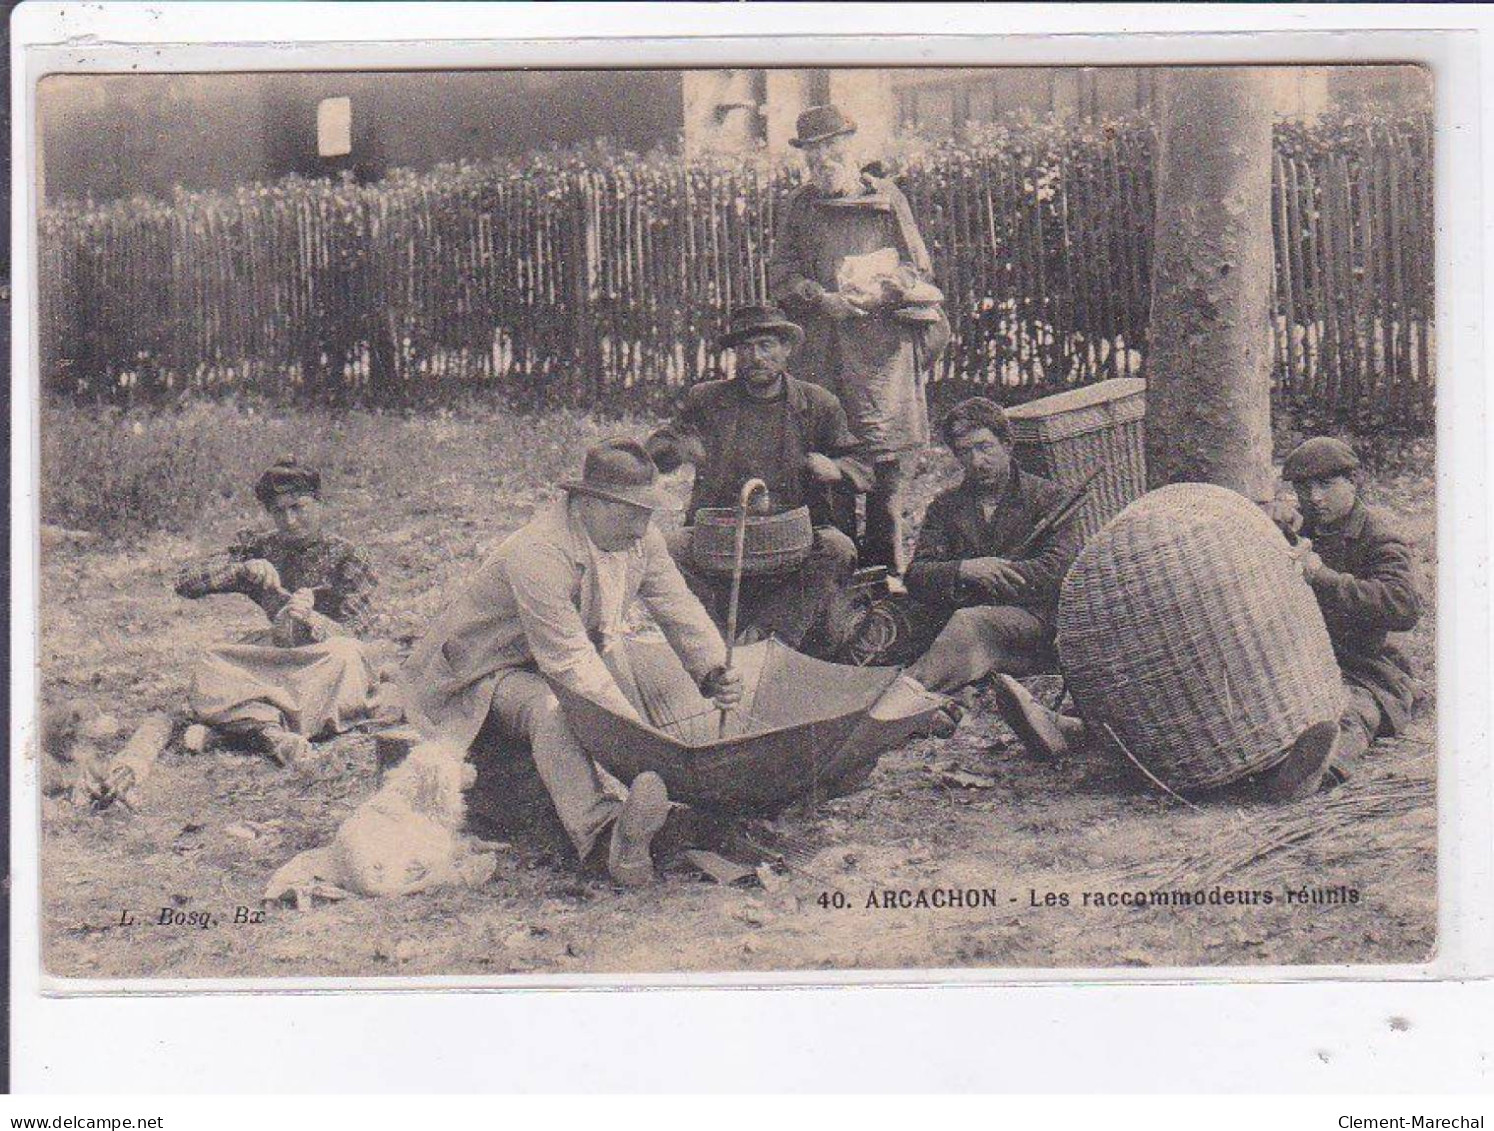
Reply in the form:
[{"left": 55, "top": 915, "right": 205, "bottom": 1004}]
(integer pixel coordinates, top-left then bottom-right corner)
[
  {"left": 691, "top": 505, "right": 814, "bottom": 576},
  {"left": 1007, "top": 378, "right": 1147, "bottom": 540},
  {"left": 1056, "top": 483, "right": 1346, "bottom": 794}
]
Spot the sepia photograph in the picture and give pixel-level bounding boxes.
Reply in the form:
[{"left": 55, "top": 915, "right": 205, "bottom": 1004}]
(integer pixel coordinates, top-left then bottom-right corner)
[{"left": 29, "top": 59, "right": 1439, "bottom": 983}]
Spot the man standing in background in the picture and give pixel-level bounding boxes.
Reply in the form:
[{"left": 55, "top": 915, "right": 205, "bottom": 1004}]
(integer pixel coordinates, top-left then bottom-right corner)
[{"left": 769, "top": 104, "right": 950, "bottom": 586}]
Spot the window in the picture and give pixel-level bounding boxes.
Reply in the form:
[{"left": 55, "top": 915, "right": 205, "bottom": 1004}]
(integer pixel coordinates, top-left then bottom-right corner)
[{"left": 316, "top": 96, "right": 352, "bottom": 158}]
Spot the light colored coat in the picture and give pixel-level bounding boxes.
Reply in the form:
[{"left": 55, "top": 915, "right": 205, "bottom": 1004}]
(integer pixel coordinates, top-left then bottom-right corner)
[
  {"left": 768, "top": 176, "right": 944, "bottom": 455},
  {"left": 401, "top": 498, "right": 726, "bottom": 750}
]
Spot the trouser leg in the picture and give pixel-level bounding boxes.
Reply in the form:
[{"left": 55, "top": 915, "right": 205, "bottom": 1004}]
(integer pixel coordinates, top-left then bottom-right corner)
[
  {"left": 1328, "top": 685, "right": 1384, "bottom": 785},
  {"left": 826, "top": 480, "right": 861, "bottom": 550},
  {"left": 904, "top": 604, "right": 1051, "bottom": 695},
  {"left": 862, "top": 455, "right": 910, "bottom": 576},
  {"left": 743, "top": 527, "right": 858, "bottom": 650},
  {"left": 488, "top": 669, "right": 622, "bottom": 861},
  {"left": 663, "top": 526, "right": 726, "bottom": 623}
]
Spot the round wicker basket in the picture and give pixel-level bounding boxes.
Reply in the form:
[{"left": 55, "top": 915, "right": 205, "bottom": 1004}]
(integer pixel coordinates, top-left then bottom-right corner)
[
  {"left": 691, "top": 505, "right": 814, "bottom": 576},
  {"left": 1057, "top": 483, "right": 1345, "bottom": 794}
]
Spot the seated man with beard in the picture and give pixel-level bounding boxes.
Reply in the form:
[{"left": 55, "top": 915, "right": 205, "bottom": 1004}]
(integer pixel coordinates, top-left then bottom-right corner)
[{"left": 645, "top": 303, "right": 871, "bottom": 654}]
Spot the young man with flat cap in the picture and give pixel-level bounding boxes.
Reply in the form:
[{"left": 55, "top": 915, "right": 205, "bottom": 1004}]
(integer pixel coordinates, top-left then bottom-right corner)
[
  {"left": 768, "top": 104, "right": 949, "bottom": 584},
  {"left": 991, "top": 435, "right": 1422, "bottom": 802},
  {"left": 645, "top": 302, "right": 871, "bottom": 652},
  {"left": 401, "top": 439, "right": 743, "bottom": 886},
  {"left": 1276, "top": 435, "right": 1424, "bottom": 787},
  {"left": 175, "top": 457, "right": 381, "bottom": 766}
]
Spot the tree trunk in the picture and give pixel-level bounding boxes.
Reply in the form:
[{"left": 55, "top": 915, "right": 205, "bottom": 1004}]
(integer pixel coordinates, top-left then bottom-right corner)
[{"left": 1145, "top": 69, "right": 1276, "bottom": 501}]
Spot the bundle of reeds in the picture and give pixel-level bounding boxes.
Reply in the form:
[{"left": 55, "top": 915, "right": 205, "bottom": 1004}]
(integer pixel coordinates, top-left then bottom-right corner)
[{"left": 1107, "top": 743, "right": 1434, "bottom": 892}]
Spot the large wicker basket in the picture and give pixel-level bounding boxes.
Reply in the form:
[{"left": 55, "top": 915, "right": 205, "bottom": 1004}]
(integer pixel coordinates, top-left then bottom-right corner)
[
  {"left": 1008, "top": 378, "right": 1147, "bottom": 540},
  {"left": 1057, "top": 483, "right": 1345, "bottom": 794},
  {"left": 691, "top": 505, "right": 814, "bottom": 576}
]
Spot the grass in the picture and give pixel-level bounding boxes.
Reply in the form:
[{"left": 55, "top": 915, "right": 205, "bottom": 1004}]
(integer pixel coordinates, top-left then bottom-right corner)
[{"left": 39, "top": 396, "right": 649, "bottom": 543}]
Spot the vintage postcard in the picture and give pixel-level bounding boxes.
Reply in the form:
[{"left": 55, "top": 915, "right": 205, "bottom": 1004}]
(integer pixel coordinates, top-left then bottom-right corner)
[{"left": 25, "top": 53, "right": 1454, "bottom": 986}]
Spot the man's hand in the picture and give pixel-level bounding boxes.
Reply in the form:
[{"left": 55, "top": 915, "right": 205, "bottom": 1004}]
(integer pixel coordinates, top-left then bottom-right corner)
[
  {"left": 1284, "top": 536, "right": 1325, "bottom": 581},
  {"left": 240, "top": 559, "right": 282, "bottom": 592},
  {"left": 803, "top": 452, "right": 842, "bottom": 484},
  {"left": 1264, "top": 497, "right": 1303, "bottom": 542},
  {"left": 819, "top": 291, "right": 868, "bottom": 322},
  {"left": 959, "top": 556, "right": 1027, "bottom": 600},
  {"left": 282, "top": 587, "right": 317, "bottom": 623},
  {"left": 876, "top": 276, "right": 909, "bottom": 306},
  {"left": 702, "top": 665, "right": 745, "bottom": 710},
  {"left": 1291, "top": 542, "right": 1326, "bottom": 583}
]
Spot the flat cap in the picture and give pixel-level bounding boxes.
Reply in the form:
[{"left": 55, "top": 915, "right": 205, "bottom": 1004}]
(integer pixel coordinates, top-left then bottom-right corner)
[
  {"left": 1282, "top": 436, "right": 1360, "bottom": 482},
  {"left": 254, "top": 457, "right": 321, "bottom": 508}
]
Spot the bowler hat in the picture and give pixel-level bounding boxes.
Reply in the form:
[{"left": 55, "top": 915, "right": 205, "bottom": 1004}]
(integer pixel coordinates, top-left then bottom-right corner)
[
  {"left": 788, "top": 104, "right": 857, "bottom": 149},
  {"left": 561, "top": 438, "right": 669, "bottom": 511},
  {"left": 718, "top": 303, "right": 806, "bottom": 351},
  {"left": 1282, "top": 436, "right": 1360, "bottom": 482}
]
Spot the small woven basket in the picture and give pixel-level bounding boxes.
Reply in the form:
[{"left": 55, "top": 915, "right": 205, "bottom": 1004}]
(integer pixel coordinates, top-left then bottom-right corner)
[
  {"left": 1008, "top": 378, "right": 1147, "bottom": 541},
  {"left": 1057, "top": 483, "right": 1345, "bottom": 794},
  {"left": 691, "top": 505, "right": 814, "bottom": 576}
]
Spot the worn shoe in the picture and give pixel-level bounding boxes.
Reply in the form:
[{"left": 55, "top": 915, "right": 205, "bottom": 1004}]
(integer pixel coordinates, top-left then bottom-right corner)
[
  {"left": 1251, "top": 721, "right": 1340, "bottom": 803},
  {"left": 180, "top": 724, "right": 212, "bottom": 755},
  {"left": 260, "top": 725, "right": 314, "bottom": 768},
  {"left": 925, "top": 701, "right": 964, "bottom": 739},
  {"left": 989, "top": 674, "right": 1077, "bottom": 759},
  {"left": 607, "top": 771, "right": 671, "bottom": 887}
]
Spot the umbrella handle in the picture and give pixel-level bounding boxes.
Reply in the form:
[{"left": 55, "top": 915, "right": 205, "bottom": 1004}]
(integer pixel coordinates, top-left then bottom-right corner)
[{"left": 719, "top": 478, "right": 768, "bottom": 737}]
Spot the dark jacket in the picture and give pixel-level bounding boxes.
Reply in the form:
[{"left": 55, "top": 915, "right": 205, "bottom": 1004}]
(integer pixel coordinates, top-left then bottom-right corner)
[
  {"left": 645, "top": 374, "right": 872, "bottom": 527},
  {"left": 905, "top": 465, "right": 1081, "bottom": 629},
  {"left": 1302, "top": 499, "right": 1423, "bottom": 733}
]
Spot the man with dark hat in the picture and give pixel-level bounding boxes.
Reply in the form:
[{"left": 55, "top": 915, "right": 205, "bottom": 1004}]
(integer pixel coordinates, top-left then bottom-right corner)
[
  {"left": 175, "top": 457, "right": 381, "bottom": 766},
  {"left": 1274, "top": 435, "right": 1423, "bottom": 789},
  {"left": 989, "top": 435, "right": 1423, "bottom": 802},
  {"left": 401, "top": 439, "right": 743, "bottom": 886},
  {"left": 768, "top": 104, "right": 949, "bottom": 583},
  {"left": 645, "top": 303, "right": 871, "bottom": 652},
  {"left": 892, "top": 397, "right": 1081, "bottom": 695}
]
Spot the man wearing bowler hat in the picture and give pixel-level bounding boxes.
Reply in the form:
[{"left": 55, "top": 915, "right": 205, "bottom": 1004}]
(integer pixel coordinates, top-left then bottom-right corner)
[
  {"left": 401, "top": 439, "right": 742, "bottom": 886},
  {"left": 768, "top": 104, "right": 950, "bottom": 585},
  {"left": 645, "top": 302, "right": 871, "bottom": 652}
]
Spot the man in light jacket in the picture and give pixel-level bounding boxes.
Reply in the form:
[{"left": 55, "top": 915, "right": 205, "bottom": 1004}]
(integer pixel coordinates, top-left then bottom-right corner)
[{"left": 401, "top": 439, "right": 742, "bottom": 886}]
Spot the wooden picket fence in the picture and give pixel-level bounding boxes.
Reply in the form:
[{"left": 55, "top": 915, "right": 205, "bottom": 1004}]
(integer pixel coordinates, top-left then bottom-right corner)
[
  {"left": 1269, "top": 120, "right": 1435, "bottom": 427},
  {"left": 37, "top": 116, "right": 1434, "bottom": 427}
]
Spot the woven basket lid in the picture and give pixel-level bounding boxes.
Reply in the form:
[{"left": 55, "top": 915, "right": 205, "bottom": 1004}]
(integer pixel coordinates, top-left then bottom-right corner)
[
  {"left": 1007, "top": 378, "right": 1147, "bottom": 444},
  {"left": 1057, "top": 482, "right": 1345, "bottom": 794}
]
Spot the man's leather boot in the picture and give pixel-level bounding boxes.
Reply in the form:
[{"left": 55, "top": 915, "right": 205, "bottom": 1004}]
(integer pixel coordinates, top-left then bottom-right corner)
[
  {"left": 989, "top": 674, "right": 1082, "bottom": 759},
  {"left": 607, "top": 771, "right": 671, "bottom": 886}
]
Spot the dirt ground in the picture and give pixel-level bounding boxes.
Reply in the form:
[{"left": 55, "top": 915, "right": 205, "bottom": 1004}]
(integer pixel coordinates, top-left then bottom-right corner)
[{"left": 34, "top": 411, "right": 1438, "bottom": 981}]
